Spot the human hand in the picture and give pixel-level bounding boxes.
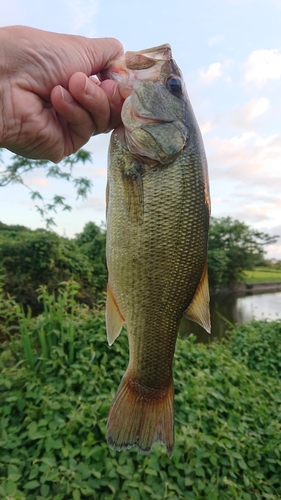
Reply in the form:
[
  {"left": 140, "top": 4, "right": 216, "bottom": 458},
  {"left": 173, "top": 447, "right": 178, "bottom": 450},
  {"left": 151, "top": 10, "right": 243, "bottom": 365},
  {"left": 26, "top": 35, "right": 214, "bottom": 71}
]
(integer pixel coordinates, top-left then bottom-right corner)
[{"left": 0, "top": 26, "right": 124, "bottom": 162}]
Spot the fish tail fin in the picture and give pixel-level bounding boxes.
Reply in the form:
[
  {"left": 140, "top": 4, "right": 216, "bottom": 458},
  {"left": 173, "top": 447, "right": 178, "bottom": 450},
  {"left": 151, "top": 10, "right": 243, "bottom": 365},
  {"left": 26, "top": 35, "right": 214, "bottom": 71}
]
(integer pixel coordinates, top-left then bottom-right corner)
[{"left": 106, "top": 370, "right": 174, "bottom": 456}]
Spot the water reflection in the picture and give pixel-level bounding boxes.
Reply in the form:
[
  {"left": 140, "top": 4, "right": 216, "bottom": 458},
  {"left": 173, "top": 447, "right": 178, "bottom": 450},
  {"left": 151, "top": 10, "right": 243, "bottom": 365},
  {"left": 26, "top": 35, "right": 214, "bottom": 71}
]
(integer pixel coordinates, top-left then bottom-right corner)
[{"left": 179, "top": 291, "right": 281, "bottom": 343}]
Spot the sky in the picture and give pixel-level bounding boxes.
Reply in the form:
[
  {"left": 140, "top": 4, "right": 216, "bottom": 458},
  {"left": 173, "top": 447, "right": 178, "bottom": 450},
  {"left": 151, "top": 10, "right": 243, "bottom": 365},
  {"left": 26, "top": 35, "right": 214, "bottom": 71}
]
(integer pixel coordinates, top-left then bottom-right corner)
[{"left": 1, "top": 0, "right": 281, "bottom": 258}]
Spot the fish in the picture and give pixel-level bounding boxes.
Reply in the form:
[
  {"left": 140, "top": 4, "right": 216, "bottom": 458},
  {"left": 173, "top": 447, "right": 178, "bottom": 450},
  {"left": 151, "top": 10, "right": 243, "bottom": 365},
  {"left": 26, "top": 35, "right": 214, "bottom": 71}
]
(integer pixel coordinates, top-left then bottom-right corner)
[{"left": 100, "top": 44, "right": 211, "bottom": 456}]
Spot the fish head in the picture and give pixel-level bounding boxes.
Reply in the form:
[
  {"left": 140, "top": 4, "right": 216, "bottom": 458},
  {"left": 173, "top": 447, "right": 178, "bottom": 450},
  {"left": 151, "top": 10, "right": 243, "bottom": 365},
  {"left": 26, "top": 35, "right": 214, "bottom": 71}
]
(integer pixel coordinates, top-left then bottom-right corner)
[{"left": 100, "top": 44, "right": 189, "bottom": 166}]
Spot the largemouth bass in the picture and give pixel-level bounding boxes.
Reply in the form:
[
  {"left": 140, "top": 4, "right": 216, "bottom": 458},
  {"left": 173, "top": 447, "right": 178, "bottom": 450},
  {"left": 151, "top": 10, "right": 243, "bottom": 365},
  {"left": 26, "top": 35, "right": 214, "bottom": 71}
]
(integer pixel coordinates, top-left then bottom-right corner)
[{"left": 101, "top": 44, "right": 211, "bottom": 456}]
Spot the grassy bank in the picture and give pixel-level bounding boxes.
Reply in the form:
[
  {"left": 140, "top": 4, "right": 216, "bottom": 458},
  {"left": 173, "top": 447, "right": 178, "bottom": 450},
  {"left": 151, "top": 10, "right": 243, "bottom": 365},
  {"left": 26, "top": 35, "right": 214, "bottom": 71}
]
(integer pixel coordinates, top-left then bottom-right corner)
[
  {"left": 1, "top": 284, "right": 281, "bottom": 499},
  {"left": 244, "top": 267, "right": 281, "bottom": 283}
]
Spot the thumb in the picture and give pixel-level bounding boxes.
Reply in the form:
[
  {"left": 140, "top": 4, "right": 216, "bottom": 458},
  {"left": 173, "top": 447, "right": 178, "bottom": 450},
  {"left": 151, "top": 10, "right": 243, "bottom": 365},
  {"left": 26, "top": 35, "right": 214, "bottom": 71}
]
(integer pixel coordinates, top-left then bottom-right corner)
[{"left": 84, "top": 37, "right": 124, "bottom": 75}]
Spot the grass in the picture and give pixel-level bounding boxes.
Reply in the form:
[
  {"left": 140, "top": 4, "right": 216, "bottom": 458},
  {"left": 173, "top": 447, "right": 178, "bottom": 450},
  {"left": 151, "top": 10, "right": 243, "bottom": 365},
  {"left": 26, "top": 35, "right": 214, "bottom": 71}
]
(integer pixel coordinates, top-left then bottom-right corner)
[
  {"left": 244, "top": 267, "right": 281, "bottom": 283},
  {"left": 1, "top": 283, "right": 281, "bottom": 499}
]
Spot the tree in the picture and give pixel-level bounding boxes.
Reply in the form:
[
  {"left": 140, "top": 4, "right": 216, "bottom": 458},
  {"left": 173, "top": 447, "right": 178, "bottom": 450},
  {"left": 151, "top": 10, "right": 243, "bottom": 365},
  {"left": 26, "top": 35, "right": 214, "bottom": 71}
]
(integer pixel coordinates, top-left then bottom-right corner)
[
  {"left": 75, "top": 222, "right": 108, "bottom": 297},
  {"left": 208, "top": 217, "right": 279, "bottom": 290},
  {"left": 0, "top": 223, "right": 103, "bottom": 313},
  {"left": 0, "top": 148, "right": 93, "bottom": 228}
]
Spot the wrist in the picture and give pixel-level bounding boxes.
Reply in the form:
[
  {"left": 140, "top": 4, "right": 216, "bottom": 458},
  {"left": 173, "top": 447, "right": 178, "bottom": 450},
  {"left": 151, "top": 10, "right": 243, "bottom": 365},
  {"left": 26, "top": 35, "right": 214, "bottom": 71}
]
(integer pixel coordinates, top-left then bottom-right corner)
[
  {"left": 0, "top": 27, "right": 10, "bottom": 147},
  {"left": 0, "top": 27, "right": 18, "bottom": 149}
]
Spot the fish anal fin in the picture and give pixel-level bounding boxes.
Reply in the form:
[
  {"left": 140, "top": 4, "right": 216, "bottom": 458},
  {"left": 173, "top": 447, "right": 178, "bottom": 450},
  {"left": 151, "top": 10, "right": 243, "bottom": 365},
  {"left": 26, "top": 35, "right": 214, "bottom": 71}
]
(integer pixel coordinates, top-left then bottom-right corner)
[
  {"left": 106, "top": 283, "right": 125, "bottom": 346},
  {"left": 107, "top": 370, "right": 174, "bottom": 457},
  {"left": 184, "top": 264, "right": 211, "bottom": 333}
]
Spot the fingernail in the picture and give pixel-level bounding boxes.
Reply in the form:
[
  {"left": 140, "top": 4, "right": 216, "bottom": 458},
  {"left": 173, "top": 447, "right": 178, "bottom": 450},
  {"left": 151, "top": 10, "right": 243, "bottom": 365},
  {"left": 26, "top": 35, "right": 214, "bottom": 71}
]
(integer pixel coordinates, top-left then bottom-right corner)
[
  {"left": 89, "top": 75, "right": 101, "bottom": 85},
  {"left": 110, "top": 84, "right": 123, "bottom": 107},
  {"left": 60, "top": 85, "right": 73, "bottom": 103},
  {"left": 84, "top": 77, "right": 97, "bottom": 96}
]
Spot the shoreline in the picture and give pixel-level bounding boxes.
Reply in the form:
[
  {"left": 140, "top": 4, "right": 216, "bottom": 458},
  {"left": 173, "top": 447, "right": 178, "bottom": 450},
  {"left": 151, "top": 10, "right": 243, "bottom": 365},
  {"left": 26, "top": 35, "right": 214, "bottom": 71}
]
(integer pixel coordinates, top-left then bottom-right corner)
[{"left": 213, "top": 281, "right": 281, "bottom": 295}]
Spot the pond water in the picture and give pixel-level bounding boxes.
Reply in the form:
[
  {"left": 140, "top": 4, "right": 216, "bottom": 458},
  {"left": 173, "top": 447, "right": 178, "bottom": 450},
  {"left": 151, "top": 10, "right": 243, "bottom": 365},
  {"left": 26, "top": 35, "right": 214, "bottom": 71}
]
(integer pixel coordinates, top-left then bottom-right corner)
[{"left": 179, "top": 291, "right": 281, "bottom": 343}]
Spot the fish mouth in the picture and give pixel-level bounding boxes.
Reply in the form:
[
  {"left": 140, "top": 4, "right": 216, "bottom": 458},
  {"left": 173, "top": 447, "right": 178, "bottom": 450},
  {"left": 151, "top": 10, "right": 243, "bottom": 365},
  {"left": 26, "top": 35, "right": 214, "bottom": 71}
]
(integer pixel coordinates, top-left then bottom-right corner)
[
  {"left": 101, "top": 44, "right": 188, "bottom": 165},
  {"left": 100, "top": 44, "right": 172, "bottom": 98}
]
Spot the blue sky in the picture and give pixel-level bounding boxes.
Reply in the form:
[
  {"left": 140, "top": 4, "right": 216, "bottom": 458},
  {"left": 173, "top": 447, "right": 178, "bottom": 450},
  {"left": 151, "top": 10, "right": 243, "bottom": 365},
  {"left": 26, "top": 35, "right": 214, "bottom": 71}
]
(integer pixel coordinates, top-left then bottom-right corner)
[{"left": 1, "top": 0, "right": 281, "bottom": 258}]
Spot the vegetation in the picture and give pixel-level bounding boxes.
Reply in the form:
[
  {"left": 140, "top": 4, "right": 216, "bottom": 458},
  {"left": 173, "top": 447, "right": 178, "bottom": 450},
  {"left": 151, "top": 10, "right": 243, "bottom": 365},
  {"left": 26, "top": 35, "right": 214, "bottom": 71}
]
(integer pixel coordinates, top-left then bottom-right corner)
[
  {"left": 0, "top": 216, "right": 278, "bottom": 317},
  {"left": 1, "top": 150, "right": 280, "bottom": 499},
  {"left": 208, "top": 217, "right": 278, "bottom": 290},
  {"left": 75, "top": 222, "right": 107, "bottom": 295},
  {"left": 1, "top": 150, "right": 279, "bottom": 291},
  {"left": 0, "top": 283, "right": 281, "bottom": 499},
  {"left": 244, "top": 267, "right": 281, "bottom": 283},
  {"left": 0, "top": 221, "right": 107, "bottom": 315}
]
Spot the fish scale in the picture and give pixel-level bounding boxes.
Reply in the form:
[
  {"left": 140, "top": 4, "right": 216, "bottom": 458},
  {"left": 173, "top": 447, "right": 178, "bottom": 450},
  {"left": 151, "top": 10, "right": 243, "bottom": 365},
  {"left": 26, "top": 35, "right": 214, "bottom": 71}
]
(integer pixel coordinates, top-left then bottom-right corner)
[
  {"left": 107, "top": 141, "right": 207, "bottom": 389},
  {"left": 103, "top": 44, "right": 210, "bottom": 455}
]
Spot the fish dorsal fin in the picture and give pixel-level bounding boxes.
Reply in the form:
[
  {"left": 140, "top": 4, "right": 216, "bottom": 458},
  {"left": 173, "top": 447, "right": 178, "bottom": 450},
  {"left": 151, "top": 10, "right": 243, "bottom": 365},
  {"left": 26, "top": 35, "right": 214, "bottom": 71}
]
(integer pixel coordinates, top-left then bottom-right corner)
[
  {"left": 105, "top": 181, "right": 109, "bottom": 218},
  {"left": 184, "top": 264, "right": 211, "bottom": 333},
  {"left": 106, "top": 283, "right": 125, "bottom": 345}
]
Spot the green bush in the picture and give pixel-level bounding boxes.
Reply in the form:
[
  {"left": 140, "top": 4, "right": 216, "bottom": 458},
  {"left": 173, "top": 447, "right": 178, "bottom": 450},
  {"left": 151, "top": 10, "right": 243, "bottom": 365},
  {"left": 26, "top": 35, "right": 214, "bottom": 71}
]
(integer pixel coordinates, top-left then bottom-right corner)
[
  {"left": 74, "top": 222, "right": 107, "bottom": 297},
  {"left": 0, "top": 223, "right": 106, "bottom": 314},
  {"left": 228, "top": 320, "right": 281, "bottom": 377},
  {"left": 0, "top": 286, "right": 281, "bottom": 499}
]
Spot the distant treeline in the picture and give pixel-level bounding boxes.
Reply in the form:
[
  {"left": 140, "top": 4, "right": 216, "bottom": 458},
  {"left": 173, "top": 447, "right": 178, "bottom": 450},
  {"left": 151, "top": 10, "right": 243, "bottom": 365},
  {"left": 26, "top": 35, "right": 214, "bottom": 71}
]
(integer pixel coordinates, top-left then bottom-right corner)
[{"left": 0, "top": 217, "right": 277, "bottom": 313}]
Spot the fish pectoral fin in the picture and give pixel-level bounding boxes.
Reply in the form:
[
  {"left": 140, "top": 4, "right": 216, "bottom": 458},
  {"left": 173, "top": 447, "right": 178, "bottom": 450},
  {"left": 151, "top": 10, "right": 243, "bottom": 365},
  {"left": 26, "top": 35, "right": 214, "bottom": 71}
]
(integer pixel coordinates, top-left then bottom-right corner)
[
  {"left": 106, "top": 283, "right": 125, "bottom": 345},
  {"left": 184, "top": 264, "right": 211, "bottom": 333},
  {"left": 122, "top": 161, "right": 144, "bottom": 224}
]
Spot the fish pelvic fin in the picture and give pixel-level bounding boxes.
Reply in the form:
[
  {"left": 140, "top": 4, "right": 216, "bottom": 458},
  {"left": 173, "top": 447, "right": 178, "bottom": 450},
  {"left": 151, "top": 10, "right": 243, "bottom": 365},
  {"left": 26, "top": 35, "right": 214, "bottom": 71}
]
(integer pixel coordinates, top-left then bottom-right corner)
[
  {"left": 106, "top": 370, "right": 174, "bottom": 457},
  {"left": 184, "top": 263, "right": 211, "bottom": 333},
  {"left": 106, "top": 283, "right": 125, "bottom": 346}
]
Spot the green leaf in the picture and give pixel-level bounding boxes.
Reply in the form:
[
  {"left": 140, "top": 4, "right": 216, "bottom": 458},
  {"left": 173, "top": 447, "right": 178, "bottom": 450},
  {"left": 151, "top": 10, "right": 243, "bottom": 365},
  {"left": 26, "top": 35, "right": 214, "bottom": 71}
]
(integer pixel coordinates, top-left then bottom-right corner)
[
  {"left": 238, "top": 460, "right": 248, "bottom": 471},
  {"left": 145, "top": 467, "right": 158, "bottom": 476},
  {"left": 41, "top": 457, "right": 57, "bottom": 468},
  {"left": 24, "top": 480, "right": 40, "bottom": 490},
  {"left": 28, "top": 421, "right": 37, "bottom": 436},
  {"left": 127, "top": 488, "right": 140, "bottom": 500},
  {"left": 41, "top": 484, "right": 50, "bottom": 497},
  {"left": 5, "top": 480, "right": 17, "bottom": 495},
  {"left": 8, "top": 464, "right": 19, "bottom": 475},
  {"left": 196, "top": 479, "right": 206, "bottom": 491},
  {"left": 8, "top": 474, "right": 21, "bottom": 482},
  {"left": 243, "top": 474, "right": 250, "bottom": 487},
  {"left": 73, "top": 489, "right": 81, "bottom": 500}
]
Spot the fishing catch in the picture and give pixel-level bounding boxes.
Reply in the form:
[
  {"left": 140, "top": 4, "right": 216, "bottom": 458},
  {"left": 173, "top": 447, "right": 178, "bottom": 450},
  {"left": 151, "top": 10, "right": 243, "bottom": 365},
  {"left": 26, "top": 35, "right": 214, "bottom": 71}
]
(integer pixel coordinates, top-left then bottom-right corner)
[{"left": 101, "top": 44, "right": 211, "bottom": 456}]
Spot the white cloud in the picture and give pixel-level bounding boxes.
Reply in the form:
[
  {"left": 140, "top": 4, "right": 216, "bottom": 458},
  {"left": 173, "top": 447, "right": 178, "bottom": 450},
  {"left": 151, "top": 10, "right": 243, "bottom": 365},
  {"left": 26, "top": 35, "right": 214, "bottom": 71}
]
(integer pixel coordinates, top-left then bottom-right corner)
[
  {"left": 29, "top": 178, "right": 50, "bottom": 188},
  {"left": 199, "top": 121, "right": 215, "bottom": 135},
  {"left": 78, "top": 196, "right": 105, "bottom": 211},
  {"left": 248, "top": 98, "right": 269, "bottom": 118},
  {"left": 229, "top": 98, "right": 270, "bottom": 129},
  {"left": 62, "top": 0, "right": 99, "bottom": 36},
  {"left": 200, "top": 62, "right": 222, "bottom": 83},
  {"left": 208, "top": 35, "right": 223, "bottom": 46},
  {"left": 92, "top": 167, "right": 107, "bottom": 177},
  {"left": 208, "top": 131, "right": 281, "bottom": 190},
  {"left": 244, "top": 49, "right": 281, "bottom": 83}
]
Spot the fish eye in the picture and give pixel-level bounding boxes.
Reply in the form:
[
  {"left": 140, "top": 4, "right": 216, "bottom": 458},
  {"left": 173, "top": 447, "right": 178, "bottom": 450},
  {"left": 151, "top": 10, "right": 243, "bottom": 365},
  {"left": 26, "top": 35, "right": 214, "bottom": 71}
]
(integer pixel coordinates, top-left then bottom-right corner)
[{"left": 165, "top": 75, "right": 183, "bottom": 97}]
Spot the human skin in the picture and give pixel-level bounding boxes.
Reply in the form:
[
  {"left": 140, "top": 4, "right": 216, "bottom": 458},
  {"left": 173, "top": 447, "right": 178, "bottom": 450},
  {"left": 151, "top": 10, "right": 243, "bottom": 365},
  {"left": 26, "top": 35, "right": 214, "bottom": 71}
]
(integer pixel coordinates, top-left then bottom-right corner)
[{"left": 0, "top": 25, "right": 124, "bottom": 162}]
